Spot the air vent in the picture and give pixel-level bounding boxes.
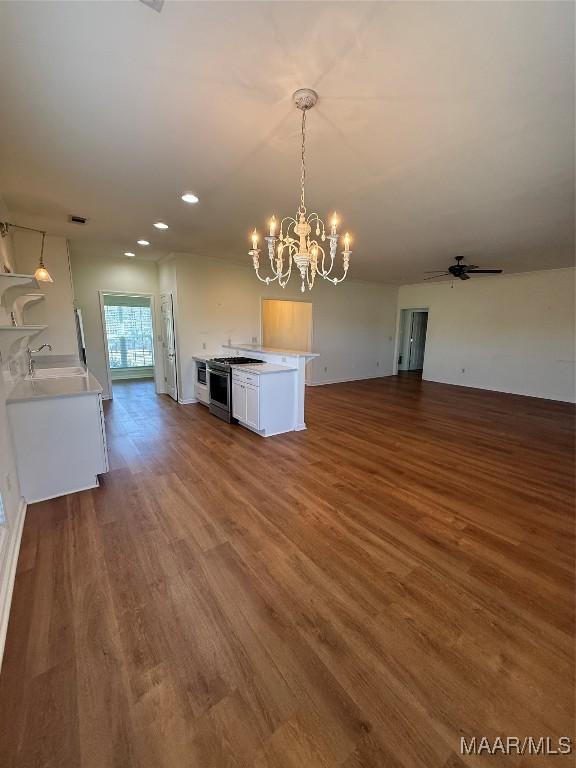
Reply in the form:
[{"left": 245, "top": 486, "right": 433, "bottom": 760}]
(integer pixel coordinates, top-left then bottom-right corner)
[{"left": 68, "top": 215, "right": 88, "bottom": 225}]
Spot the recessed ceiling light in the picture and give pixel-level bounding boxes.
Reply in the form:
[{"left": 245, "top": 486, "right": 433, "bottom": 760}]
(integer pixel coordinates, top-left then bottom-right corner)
[
  {"left": 154, "top": 221, "right": 169, "bottom": 230},
  {"left": 181, "top": 192, "right": 199, "bottom": 204},
  {"left": 124, "top": 251, "right": 136, "bottom": 258},
  {"left": 137, "top": 239, "right": 150, "bottom": 246}
]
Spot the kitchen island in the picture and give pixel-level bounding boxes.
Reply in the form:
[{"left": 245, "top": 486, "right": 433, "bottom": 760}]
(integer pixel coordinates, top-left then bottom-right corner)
[{"left": 222, "top": 343, "right": 318, "bottom": 432}]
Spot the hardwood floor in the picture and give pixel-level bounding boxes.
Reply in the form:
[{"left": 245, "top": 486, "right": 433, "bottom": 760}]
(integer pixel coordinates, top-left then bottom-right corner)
[{"left": 0, "top": 376, "right": 574, "bottom": 767}]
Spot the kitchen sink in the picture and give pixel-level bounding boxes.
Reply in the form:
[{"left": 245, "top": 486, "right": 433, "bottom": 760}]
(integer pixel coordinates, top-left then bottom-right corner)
[{"left": 26, "top": 366, "right": 86, "bottom": 379}]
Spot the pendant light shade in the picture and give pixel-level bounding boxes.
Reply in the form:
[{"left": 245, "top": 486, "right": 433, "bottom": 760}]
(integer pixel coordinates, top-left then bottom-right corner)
[
  {"left": 34, "top": 232, "right": 53, "bottom": 283},
  {"left": 34, "top": 264, "right": 53, "bottom": 283}
]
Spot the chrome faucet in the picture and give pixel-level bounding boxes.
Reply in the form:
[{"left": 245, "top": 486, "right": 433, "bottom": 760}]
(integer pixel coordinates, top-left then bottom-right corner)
[{"left": 26, "top": 344, "right": 52, "bottom": 376}]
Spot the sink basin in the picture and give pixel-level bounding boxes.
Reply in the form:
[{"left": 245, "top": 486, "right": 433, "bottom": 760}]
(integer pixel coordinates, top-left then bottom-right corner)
[{"left": 26, "top": 366, "right": 86, "bottom": 379}]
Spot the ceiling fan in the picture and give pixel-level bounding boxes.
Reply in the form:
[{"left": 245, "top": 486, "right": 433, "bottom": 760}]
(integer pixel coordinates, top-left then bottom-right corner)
[
  {"left": 140, "top": 0, "right": 164, "bottom": 12},
  {"left": 424, "top": 256, "right": 503, "bottom": 281}
]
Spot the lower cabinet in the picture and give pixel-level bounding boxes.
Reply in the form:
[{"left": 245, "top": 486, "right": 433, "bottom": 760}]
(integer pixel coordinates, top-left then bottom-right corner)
[
  {"left": 232, "top": 369, "right": 295, "bottom": 436},
  {"left": 245, "top": 385, "right": 259, "bottom": 429},
  {"left": 233, "top": 379, "right": 260, "bottom": 429},
  {"left": 8, "top": 392, "right": 109, "bottom": 503},
  {"left": 194, "top": 382, "right": 209, "bottom": 406}
]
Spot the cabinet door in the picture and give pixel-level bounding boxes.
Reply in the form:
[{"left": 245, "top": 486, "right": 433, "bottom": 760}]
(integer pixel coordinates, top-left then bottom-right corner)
[
  {"left": 232, "top": 380, "right": 246, "bottom": 421},
  {"left": 97, "top": 394, "right": 109, "bottom": 473},
  {"left": 245, "top": 385, "right": 260, "bottom": 429}
]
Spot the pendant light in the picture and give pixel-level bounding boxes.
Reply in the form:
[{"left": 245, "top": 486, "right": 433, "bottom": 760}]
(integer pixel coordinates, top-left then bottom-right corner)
[
  {"left": 1, "top": 223, "right": 54, "bottom": 282},
  {"left": 34, "top": 232, "right": 53, "bottom": 282}
]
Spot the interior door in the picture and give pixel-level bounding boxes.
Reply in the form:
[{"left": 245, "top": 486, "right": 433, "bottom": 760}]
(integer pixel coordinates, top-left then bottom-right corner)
[
  {"left": 408, "top": 311, "right": 428, "bottom": 370},
  {"left": 160, "top": 293, "right": 178, "bottom": 400}
]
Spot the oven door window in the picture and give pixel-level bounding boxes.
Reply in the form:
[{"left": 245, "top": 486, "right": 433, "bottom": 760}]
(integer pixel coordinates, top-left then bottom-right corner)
[
  {"left": 209, "top": 371, "right": 229, "bottom": 407},
  {"left": 197, "top": 362, "right": 207, "bottom": 385}
]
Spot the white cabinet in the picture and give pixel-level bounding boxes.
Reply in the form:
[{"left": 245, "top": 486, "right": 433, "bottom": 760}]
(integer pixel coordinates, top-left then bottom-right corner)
[
  {"left": 8, "top": 392, "right": 109, "bottom": 503},
  {"left": 232, "top": 368, "right": 295, "bottom": 437},
  {"left": 193, "top": 358, "right": 210, "bottom": 406},
  {"left": 245, "top": 384, "right": 259, "bottom": 429},
  {"left": 233, "top": 378, "right": 260, "bottom": 429},
  {"left": 194, "top": 382, "right": 209, "bottom": 406}
]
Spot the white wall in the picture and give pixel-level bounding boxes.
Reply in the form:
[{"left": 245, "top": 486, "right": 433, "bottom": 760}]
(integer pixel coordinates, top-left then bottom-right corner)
[
  {"left": 397, "top": 268, "right": 575, "bottom": 402},
  {"left": 70, "top": 253, "right": 162, "bottom": 399},
  {"left": 168, "top": 254, "right": 398, "bottom": 402},
  {"left": 0, "top": 197, "right": 15, "bottom": 273},
  {"left": 13, "top": 232, "right": 77, "bottom": 356}
]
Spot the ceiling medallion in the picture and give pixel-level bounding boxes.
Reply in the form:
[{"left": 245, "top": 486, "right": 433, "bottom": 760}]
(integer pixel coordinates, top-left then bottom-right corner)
[{"left": 249, "top": 89, "right": 352, "bottom": 292}]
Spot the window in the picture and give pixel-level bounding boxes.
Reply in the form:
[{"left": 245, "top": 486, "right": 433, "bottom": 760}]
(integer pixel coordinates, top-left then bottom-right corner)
[{"left": 103, "top": 297, "right": 154, "bottom": 369}]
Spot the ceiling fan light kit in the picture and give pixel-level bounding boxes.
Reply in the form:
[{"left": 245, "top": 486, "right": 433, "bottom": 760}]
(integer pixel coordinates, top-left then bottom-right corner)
[{"left": 248, "top": 89, "right": 352, "bottom": 293}]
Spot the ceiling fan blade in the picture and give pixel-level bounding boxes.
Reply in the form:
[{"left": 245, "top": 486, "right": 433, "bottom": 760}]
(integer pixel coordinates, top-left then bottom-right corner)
[
  {"left": 459, "top": 273, "right": 471, "bottom": 280},
  {"left": 424, "top": 270, "right": 450, "bottom": 274},
  {"left": 140, "top": 0, "right": 164, "bottom": 12},
  {"left": 466, "top": 269, "right": 503, "bottom": 274},
  {"left": 423, "top": 273, "right": 449, "bottom": 280}
]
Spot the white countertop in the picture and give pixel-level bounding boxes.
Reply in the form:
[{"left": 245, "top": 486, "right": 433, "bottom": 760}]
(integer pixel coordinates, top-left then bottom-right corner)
[
  {"left": 192, "top": 352, "right": 220, "bottom": 362},
  {"left": 231, "top": 363, "right": 297, "bottom": 375},
  {"left": 7, "top": 370, "right": 103, "bottom": 403},
  {"left": 222, "top": 343, "right": 319, "bottom": 359}
]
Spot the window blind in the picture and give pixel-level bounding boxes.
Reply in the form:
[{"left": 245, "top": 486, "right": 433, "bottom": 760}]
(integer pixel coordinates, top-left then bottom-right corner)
[{"left": 104, "top": 303, "right": 154, "bottom": 369}]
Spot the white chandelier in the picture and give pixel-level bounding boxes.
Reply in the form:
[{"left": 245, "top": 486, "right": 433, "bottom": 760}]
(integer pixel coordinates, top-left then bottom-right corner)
[{"left": 249, "top": 89, "right": 352, "bottom": 292}]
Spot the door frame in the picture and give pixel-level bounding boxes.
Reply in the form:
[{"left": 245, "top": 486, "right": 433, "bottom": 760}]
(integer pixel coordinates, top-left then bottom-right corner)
[
  {"left": 393, "top": 306, "right": 429, "bottom": 375},
  {"left": 99, "top": 291, "right": 161, "bottom": 400}
]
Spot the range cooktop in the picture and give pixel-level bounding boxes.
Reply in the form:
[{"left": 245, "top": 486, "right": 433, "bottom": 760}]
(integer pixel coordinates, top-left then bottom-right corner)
[{"left": 209, "top": 356, "right": 264, "bottom": 367}]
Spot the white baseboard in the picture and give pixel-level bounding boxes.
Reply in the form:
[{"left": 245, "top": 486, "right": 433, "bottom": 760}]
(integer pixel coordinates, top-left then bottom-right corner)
[
  {"left": 27, "top": 480, "right": 99, "bottom": 505},
  {"left": 0, "top": 497, "right": 27, "bottom": 670},
  {"left": 420, "top": 375, "right": 576, "bottom": 404},
  {"left": 307, "top": 372, "right": 394, "bottom": 386},
  {"left": 178, "top": 396, "right": 198, "bottom": 405}
]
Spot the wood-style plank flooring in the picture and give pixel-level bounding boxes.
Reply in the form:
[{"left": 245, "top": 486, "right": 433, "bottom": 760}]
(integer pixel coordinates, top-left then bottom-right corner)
[{"left": 0, "top": 376, "right": 574, "bottom": 767}]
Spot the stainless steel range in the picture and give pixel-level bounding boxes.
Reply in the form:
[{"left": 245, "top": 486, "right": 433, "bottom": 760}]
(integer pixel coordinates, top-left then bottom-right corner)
[{"left": 208, "top": 357, "right": 263, "bottom": 422}]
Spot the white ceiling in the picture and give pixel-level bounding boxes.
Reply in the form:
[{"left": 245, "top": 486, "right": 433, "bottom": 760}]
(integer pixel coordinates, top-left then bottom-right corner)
[{"left": 0, "top": 1, "right": 573, "bottom": 283}]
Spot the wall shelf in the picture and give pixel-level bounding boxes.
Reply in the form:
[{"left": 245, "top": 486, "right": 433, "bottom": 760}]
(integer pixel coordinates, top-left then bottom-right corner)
[
  {"left": 12, "top": 293, "right": 44, "bottom": 325},
  {"left": 0, "top": 273, "right": 40, "bottom": 327},
  {"left": 0, "top": 274, "right": 39, "bottom": 303},
  {"left": 0, "top": 325, "right": 47, "bottom": 363},
  {"left": 0, "top": 273, "right": 37, "bottom": 287}
]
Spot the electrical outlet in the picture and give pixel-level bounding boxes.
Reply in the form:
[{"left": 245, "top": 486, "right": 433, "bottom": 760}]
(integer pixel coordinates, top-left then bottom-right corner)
[{"left": 461, "top": 368, "right": 466, "bottom": 374}]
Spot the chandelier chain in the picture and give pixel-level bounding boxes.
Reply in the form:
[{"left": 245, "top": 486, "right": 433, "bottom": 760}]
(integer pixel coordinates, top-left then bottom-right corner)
[{"left": 299, "top": 109, "right": 307, "bottom": 214}]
